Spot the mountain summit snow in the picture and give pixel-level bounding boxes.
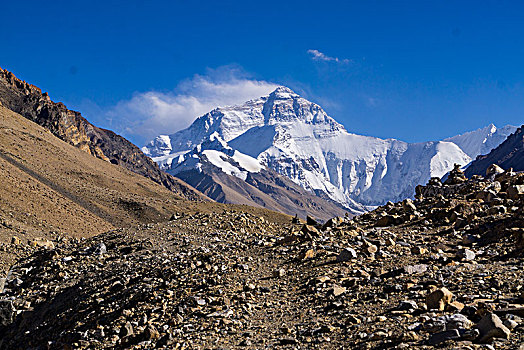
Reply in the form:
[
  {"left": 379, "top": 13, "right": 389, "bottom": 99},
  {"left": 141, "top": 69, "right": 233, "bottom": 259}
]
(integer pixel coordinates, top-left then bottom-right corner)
[{"left": 143, "top": 86, "right": 516, "bottom": 211}]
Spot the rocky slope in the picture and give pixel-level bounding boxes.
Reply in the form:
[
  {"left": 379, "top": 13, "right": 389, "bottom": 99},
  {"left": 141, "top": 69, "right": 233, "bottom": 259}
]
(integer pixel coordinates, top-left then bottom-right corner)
[
  {"left": 465, "top": 125, "right": 524, "bottom": 177},
  {"left": 0, "top": 67, "right": 204, "bottom": 201},
  {"left": 1, "top": 162, "right": 522, "bottom": 349},
  {"left": 0, "top": 105, "right": 290, "bottom": 274},
  {"left": 143, "top": 87, "right": 516, "bottom": 210}
]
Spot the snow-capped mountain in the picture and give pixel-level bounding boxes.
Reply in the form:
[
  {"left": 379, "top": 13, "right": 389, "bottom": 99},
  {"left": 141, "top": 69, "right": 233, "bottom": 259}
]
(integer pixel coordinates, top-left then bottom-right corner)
[
  {"left": 170, "top": 132, "right": 264, "bottom": 182},
  {"left": 166, "top": 132, "right": 351, "bottom": 219},
  {"left": 443, "top": 124, "right": 517, "bottom": 159},
  {"left": 143, "top": 86, "right": 516, "bottom": 209}
]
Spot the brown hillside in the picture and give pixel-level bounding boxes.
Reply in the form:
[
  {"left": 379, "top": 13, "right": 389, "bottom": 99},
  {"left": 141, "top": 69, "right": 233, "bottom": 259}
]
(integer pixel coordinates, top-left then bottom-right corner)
[
  {"left": 0, "top": 67, "right": 204, "bottom": 201},
  {"left": 0, "top": 106, "right": 291, "bottom": 272}
]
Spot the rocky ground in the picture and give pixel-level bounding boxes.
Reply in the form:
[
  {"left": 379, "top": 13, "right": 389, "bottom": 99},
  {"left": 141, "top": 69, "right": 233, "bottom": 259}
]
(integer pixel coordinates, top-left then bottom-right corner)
[{"left": 1, "top": 165, "right": 523, "bottom": 349}]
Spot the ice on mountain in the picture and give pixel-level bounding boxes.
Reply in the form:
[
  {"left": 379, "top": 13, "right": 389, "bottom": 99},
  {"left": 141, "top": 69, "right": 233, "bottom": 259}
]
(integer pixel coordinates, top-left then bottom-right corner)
[{"left": 142, "top": 86, "right": 515, "bottom": 209}]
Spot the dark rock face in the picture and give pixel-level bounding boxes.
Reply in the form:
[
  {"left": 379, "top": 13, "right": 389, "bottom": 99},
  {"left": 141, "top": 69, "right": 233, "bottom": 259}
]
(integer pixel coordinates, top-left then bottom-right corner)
[
  {"left": 465, "top": 125, "right": 524, "bottom": 177},
  {"left": 0, "top": 67, "right": 204, "bottom": 201},
  {"left": 175, "top": 162, "right": 349, "bottom": 221}
]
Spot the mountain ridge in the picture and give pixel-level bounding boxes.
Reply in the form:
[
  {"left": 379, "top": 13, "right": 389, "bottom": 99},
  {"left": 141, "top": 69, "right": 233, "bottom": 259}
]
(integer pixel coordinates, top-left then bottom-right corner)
[
  {"left": 0, "top": 67, "right": 206, "bottom": 201},
  {"left": 166, "top": 132, "right": 352, "bottom": 220},
  {"left": 143, "top": 86, "right": 516, "bottom": 209},
  {"left": 464, "top": 124, "right": 524, "bottom": 177}
]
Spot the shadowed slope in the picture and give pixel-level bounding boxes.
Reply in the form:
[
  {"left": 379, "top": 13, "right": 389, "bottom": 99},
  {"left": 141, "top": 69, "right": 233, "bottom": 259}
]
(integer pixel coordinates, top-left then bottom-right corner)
[{"left": 465, "top": 125, "right": 524, "bottom": 177}]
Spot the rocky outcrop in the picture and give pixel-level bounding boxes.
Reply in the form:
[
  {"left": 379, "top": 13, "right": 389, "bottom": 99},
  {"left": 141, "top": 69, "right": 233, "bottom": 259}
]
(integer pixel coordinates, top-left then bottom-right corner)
[
  {"left": 0, "top": 67, "right": 204, "bottom": 201},
  {"left": 465, "top": 125, "right": 524, "bottom": 177},
  {"left": 175, "top": 161, "right": 349, "bottom": 221}
]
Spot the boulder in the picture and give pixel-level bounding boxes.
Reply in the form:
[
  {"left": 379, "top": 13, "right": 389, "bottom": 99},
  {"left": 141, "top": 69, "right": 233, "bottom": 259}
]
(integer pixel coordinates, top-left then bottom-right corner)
[
  {"left": 376, "top": 215, "right": 400, "bottom": 227},
  {"left": 427, "top": 329, "right": 461, "bottom": 345},
  {"left": 336, "top": 248, "right": 357, "bottom": 262},
  {"left": 426, "top": 287, "right": 453, "bottom": 311},
  {"left": 323, "top": 216, "right": 344, "bottom": 229},
  {"left": 486, "top": 164, "right": 504, "bottom": 177},
  {"left": 476, "top": 313, "right": 511, "bottom": 343},
  {"left": 507, "top": 185, "right": 524, "bottom": 200}
]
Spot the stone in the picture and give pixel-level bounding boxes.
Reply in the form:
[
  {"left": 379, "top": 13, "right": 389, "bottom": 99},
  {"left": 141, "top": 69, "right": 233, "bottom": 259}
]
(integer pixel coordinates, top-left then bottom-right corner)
[
  {"left": 457, "top": 248, "right": 476, "bottom": 261},
  {"left": 503, "top": 319, "right": 518, "bottom": 330},
  {"left": 424, "top": 314, "right": 472, "bottom": 333},
  {"left": 120, "top": 321, "right": 134, "bottom": 338},
  {"left": 323, "top": 216, "right": 344, "bottom": 229},
  {"left": 363, "top": 244, "right": 378, "bottom": 255},
  {"left": 507, "top": 185, "right": 524, "bottom": 200},
  {"left": 157, "top": 333, "right": 174, "bottom": 347},
  {"left": 475, "top": 190, "right": 497, "bottom": 203},
  {"left": 396, "top": 300, "right": 418, "bottom": 312},
  {"left": 144, "top": 324, "right": 160, "bottom": 340},
  {"left": 336, "top": 248, "right": 357, "bottom": 262},
  {"left": 279, "top": 337, "right": 298, "bottom": 345},
  {"left": 239, "top": 339, "right": 252, "bottom": 346},
  {"left": 477, "top": 313, "right": 511, "bottom": 343},
  {"left": 301, "top": 224, "right": 319, "bottom": 237},
  {"left": 299, "top": 249, "right": 315, "bottom": 260},
  {"left": 306, "top": 215, "right": 319, "bottom": 226},
  {"left": 446, "top": 301, "right": 465, "bottom": 312},
  {"left": 487, "top": 205, "right": 507, "bottom": 215},
  {"left": 11, "top": 236, "right": 21, "bottom": 245},
  {"left": 29, "top": 238, "right": 54, "bottom": 249},
  {"left": 462, "top": 234, "right": 478, "bottom": 245},
  {"left": 369, "top": 331, "right": 388, "bottom": 340},
  {"left": 486, "top": 164, "right": 504, "bottom": 177},
  {"left": 444, "top": 164, "right": 467, "bottom": 185},
  {"left": 411, "top": 246, "right": 427, "bottom": 255},
  {"left": 402, "top": 198, "right": 417, "bottom": 212},
  {"left": 0, "top": 299, "right": 15, "bottom": 326},
  {"left": 403, "top": 264, "right": 428, "bottom": 275},
  {"left": 273, "top": 268, "right": 286, "bottom": 278},
  {"left": 93, "top": 242, "right": 107, "bottom": 255},
  {"left": 427, "top": 329, "right": 461, "bottom": 345},
  {"left": 332, "top": 286, "right": 346, "bottom": 297},
  {"left": 376, "top": 215, "right": 399, "bottom": 227},
  {"left": 426, "top": 287, "right": 453, "bottom": 311},
  {"left": 515, "top": 228, "right": 524, "bottom": 249}
]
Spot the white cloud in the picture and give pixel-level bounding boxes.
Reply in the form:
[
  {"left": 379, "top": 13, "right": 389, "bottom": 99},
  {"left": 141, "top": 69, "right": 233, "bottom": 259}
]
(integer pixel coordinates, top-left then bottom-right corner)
[
  {"left": 307, "top": 49, "right": 351, "bottom": 64},
  {"left": 100, "top": 66, "right": 279, "bottom": 146}
]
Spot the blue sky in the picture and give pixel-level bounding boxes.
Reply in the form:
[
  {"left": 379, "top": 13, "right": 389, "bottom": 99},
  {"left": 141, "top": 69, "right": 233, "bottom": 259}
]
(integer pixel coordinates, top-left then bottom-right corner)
[{"left": 1, "top": 0, "right": 523, "bottom": 146}]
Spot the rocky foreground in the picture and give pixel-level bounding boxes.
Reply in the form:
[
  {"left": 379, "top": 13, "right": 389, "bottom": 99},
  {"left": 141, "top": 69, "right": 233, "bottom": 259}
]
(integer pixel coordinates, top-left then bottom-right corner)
[{"left": 1, "top": 165, "right": 523, "bottom": 349}]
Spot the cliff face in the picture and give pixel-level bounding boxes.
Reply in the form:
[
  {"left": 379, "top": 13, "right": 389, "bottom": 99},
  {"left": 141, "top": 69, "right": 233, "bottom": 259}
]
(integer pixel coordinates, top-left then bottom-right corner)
[
  {"left": 465, "top": 125, "right": 524, "bottom": 177},
  {"left": 0, "top": 67, "right": 205, "bottom": 201}
]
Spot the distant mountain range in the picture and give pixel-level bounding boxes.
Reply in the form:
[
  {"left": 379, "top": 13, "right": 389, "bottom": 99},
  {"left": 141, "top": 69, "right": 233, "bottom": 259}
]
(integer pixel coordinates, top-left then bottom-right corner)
[
  {"left": 1, "top": 65, "right": 518, "bottom": 220},
  {"left": 143, "top": 86, "right": 517, "bottom": 215}
]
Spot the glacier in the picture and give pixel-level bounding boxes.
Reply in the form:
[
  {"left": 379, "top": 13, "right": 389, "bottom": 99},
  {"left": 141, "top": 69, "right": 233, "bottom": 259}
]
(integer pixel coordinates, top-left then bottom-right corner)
[{"left": 142, "top": 86, "right": 517, "bottom": 210}]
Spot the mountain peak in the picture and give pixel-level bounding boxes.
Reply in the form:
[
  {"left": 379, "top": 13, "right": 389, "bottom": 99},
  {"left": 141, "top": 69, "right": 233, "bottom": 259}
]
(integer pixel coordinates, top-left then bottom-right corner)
[{"left": 269, "top": 86, "right": 298, "bottom": 98}]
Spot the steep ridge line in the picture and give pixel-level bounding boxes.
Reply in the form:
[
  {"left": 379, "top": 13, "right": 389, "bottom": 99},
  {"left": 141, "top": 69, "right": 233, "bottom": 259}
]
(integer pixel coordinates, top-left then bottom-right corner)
[
  {"left": 0, "top": 66, "right": 206, "bottom": 202},
  {"left": 465, "top": 125, "right": 524, "bottom": 177}
]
